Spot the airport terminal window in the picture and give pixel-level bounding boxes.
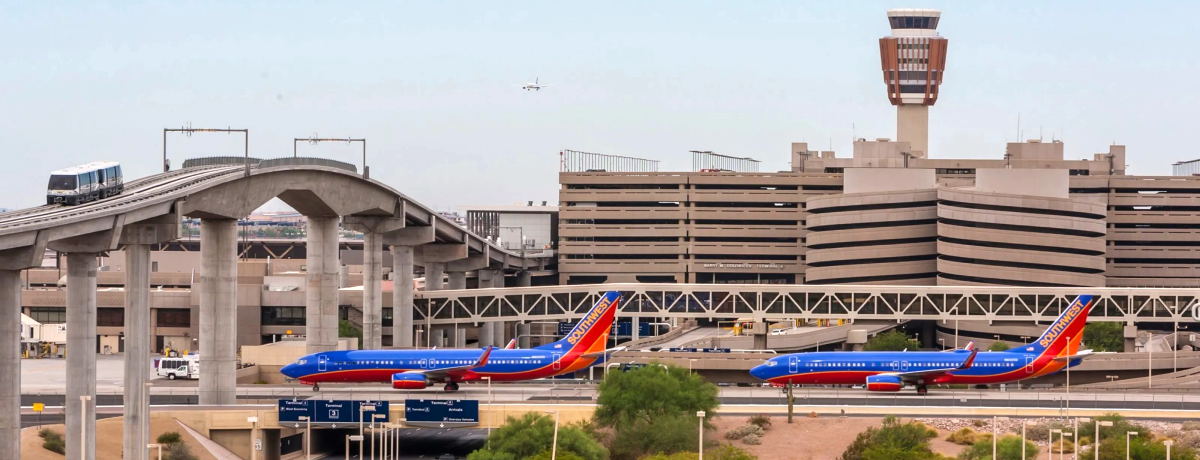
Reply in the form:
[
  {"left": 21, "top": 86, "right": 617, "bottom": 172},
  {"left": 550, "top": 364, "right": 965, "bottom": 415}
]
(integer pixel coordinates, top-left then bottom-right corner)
[
  {"left": 262, "top": 306, "right": 306, "bottom": 326},
  {"left": 383, "top": 308, "right": 393, "bottom": 327},
  {"left": 98, "top": 308, "right": 123, "bottom": 327},
  {"left": 28, "top": 307, "right": 65, "bottom": 323},
  {"left": 157, "top": 308, "right": 191, "bottom": 327}
]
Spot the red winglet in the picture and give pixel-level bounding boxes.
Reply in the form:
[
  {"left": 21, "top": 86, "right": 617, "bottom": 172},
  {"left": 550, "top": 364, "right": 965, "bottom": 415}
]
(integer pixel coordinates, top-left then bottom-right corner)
[
  {"left": 957, "top": 342, "right": 978, "bottom": 370},
  {"left": 473, "top": 346, "right": 494, "bottom": 368}
]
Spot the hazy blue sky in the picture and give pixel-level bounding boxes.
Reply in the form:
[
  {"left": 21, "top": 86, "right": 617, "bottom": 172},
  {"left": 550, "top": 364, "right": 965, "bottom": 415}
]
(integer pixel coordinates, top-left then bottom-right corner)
[{"left": 3, "top": 1, "right": 1198, "bottom": 211}]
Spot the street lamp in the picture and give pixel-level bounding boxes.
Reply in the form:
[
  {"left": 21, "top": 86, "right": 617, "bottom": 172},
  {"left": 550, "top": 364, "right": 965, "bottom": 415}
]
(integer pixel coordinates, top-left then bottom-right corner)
[
  {"left": 359, "top": 403, "right": 375, "bottom": 460},
  {"left": 483, "top": 376, "right": 493, "bottom": 403},
  {"left": 1165, "top": 439, "right": 1174, "bottom": 459},
  {"left": 1126, "top": 431, "right": 1139, "bottom": 460},
  {"left": 697, "top": 411, "right": 706, "bottom": 459},
  {"left": 247, "top": 416, "right": 260, "bottom": 460},
  {"left": 1066, "top": 335, "right": 1072, "bottom": 416},
  {"left": 1020, "top": 419, "right": 1028, "bottom": 460},
  {"left": 545, "top": 410, "right": 560, "bottom": 460},
  {"left": 345, "top": 434, "right": 363, "bottom": 459},
  {"left": 1094, "top": 420, "right": 1113, "bottom": 460},
  {"left": 147, "top": 443, "right": 163, "bottom": 460}
]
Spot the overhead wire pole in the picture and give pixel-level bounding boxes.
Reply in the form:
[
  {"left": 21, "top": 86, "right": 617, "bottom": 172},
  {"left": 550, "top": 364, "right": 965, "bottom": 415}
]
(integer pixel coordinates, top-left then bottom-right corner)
[
  {"left": 163, "top": 127, "right": 250, "bottom": 176},
  {"left": 294, "top": 137, "right": 368, "bottom": 179}
]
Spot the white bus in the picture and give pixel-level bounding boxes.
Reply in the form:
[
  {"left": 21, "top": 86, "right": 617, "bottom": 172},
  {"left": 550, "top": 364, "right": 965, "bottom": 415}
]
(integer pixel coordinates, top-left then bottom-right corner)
[
  {"left": 46, "top": 161, "right": 124, "bottom": 205},
  {"left": 156, "top": 354, "right": 199, "bottom": 380}
]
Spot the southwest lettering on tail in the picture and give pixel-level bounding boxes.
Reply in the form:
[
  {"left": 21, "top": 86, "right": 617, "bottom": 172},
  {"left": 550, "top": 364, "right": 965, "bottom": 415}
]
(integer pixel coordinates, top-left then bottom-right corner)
[
  {"left": 750, "top": 294, "right": 1099, "bottom": 395},
  {"left": 280, "top": 291, "right": 622, "bottom": 392}
]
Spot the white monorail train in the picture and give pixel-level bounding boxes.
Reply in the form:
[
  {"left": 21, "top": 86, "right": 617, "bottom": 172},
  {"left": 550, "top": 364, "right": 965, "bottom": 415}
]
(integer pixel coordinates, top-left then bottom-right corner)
[{"left": 46, "top": 162, "right": 124, "bottom": 205}]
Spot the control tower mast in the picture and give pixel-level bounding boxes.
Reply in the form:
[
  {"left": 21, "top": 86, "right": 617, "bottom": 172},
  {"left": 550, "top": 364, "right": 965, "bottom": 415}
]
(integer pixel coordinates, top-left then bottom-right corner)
[{"left": 879, "top": 9, "right": 947, "bottom": 157}]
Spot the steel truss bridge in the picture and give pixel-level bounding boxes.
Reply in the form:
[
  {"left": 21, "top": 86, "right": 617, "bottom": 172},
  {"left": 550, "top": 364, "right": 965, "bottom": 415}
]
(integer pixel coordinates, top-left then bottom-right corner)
[{"left": 414, "top": 284, "right": 1200, "bottom": 326}]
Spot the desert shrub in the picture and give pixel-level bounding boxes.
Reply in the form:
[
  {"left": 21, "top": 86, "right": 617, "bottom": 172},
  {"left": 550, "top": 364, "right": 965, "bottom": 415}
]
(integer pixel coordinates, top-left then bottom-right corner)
[
  {"left": 724, "top": 425, "right": 764, "bottom": 441},
  {"left": 947, "top": 428, "right": 980, "bottom": 445},
  {"left": 958, "top": 434, "right": 1038, "bottom": 460},
  {"left": 741, "top": 433, "right": 762, "bottom": 445},
  {"left": 1181, "top": 421, "right": 1200, "bottom": 431},
  {"left": 1023, "top": 420, "right": 1070, "bottom": 442},
  {"left": 164, "top": 442, "right": 199, "bottom": 460},
  {"left": 839, "top": 416, "right": 940, "bottom": 460},
  {"left": 39, "top": 429, "right": 65, "bottom": 454},
  {"left": 747, "top": 414, "right": 771, "bottom": 430},
  {"left": 157, "top": 431, "right": 183, "bottom": 444}
]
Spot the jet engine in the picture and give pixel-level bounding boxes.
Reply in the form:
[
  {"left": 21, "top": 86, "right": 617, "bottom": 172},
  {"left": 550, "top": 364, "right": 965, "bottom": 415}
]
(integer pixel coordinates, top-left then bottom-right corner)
[
  {"left": 391, "top": 372, "right": 429, "bottom": 390},
  {"left": 865, "top": 374, "right": 902, "bottom": 392}
]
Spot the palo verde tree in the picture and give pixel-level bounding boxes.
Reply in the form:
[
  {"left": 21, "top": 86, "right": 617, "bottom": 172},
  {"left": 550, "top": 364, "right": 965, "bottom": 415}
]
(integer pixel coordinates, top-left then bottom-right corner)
[
  {"left": 595, "top": 364, "right": 720, "bottom": 460},
  {"left": 468, "top": 412, "right": 607, "bottom": 460}
]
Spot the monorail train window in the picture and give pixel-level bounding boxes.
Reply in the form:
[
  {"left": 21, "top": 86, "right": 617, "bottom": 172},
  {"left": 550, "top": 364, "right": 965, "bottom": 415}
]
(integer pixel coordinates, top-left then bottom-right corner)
[{"left": 48, "top": 175, "right": 77, "bottom": 190}]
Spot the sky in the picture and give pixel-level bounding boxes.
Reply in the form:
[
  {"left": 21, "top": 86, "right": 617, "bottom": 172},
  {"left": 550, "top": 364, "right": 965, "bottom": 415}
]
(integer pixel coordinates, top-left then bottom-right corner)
[{"left": 3, "top": 1, "right": 1199, "bottom": 212}]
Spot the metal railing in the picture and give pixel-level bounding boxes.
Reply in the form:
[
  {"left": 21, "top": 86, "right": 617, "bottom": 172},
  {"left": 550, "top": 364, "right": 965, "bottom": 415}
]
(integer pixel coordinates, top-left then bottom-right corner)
[{"left": 560, "top": 149, "right": 659, "bottom": 172}]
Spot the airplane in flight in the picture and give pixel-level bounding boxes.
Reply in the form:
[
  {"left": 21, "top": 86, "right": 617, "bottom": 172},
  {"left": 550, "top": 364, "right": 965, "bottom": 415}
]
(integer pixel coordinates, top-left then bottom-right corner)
[
  {"left": 281, "top": 291, "right": 621, "bottom": 391},
  {"left": 522, "top": 77, "right": 546, "bottom": 91},
  {"left": 749, "top": 294, "right": 1098, "bottom": 395}
]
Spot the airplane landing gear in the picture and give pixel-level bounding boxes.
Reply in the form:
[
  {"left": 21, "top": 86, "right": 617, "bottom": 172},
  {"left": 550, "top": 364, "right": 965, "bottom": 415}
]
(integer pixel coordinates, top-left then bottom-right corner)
[
  {"left": 312, "top": 383, "right": 320, "bottom": 392},
  {"left": 916, "top": 384, "right": 928, "bottom": 395},
  {"left": 444, "top": 382, "right": 460, "bottom": 392}
]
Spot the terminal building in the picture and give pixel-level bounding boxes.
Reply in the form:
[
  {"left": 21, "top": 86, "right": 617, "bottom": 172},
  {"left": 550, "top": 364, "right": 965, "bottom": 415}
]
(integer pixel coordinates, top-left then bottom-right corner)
[{"left": 558, "top": 9, "right": 1200, "bottom": 288}]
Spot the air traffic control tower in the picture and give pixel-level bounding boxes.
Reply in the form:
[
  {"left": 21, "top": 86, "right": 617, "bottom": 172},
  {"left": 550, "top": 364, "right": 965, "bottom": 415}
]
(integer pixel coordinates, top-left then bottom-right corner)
[{"left": 879, "top": 8, "right": 947, "bottom": 156}]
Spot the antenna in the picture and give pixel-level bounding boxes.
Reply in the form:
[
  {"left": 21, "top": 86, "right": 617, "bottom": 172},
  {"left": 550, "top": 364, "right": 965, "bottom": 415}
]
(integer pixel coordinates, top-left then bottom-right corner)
[{"left": 1016, "top": 113, "right": 1021, "bottom": 141}]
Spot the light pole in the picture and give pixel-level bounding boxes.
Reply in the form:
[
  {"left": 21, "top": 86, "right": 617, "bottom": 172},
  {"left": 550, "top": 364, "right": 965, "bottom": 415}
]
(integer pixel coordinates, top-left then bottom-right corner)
[
  {"left": 372, "top": 413, "right": 386, "bottom": 460},
  {"left": 1165, "top": 439, "right": 1174, "bottom": 459},
  {"left": 1066, "top": 335, "right": 1072, "bottom": 417},
  {"left": 992, "top": 415, "right": 997, "bottom": 460},
  {"left": 359, "top": 404, "right": 373, "bottom": 460},
  {"left": 247, "top": 416, "right": 260, "bottom": 460},
  {"left": 297, "top": 415, "right": 311, "bottom": 460},
  {"left": 1094, "top": 420, "right": 1113, "bottom": 460},
  {"left": 345, "top": 434, "right": 363, "bottom": 460},
  {"left": 697, "top": 410, "right": 706, "bottom": 459},
  {"left": 147, "top": 443, "right": 163, "bottom": 460},
  {"left": 484, "top": 376, "right": 493, "bottom": 403},
  {"left": 545, "top": 410, "right": 560, "bottom": 460},
  {"left": 1063, "top": 432, "right": 1074, "bottom": 460},
  {"left": 1021, "top": 419, "right": 1027, "bottom": 460},
  {"left": 1126, "top": 431, "right": 1138, "bottom": 460}
]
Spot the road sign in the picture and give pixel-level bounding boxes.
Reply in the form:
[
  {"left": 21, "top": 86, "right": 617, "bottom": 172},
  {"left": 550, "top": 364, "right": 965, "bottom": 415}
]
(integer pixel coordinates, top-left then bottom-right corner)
[
  {"left": 404, "top": 399, "right": 479, "bottom": 427},
  {"left": 31, "top": 403, "right": 44, "bottom": 413},
  {"left": 279, "top": 400, "right": 390, "bottom": 423}
]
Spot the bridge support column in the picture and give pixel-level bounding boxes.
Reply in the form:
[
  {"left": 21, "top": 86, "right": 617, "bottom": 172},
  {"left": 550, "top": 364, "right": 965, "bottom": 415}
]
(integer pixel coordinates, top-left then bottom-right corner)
[
  {"left": 199, "top": 219, "right": 237, "bottom": 405},
  {"left": 631, "top": 316, "right": 640, "bottom": 342},
  {"left": 493, "top": 271, "right": 506, "bottom": 288},
  {"left": 362, "top": 231, "right": 383, "bottom": 350},
  {"left": 0, "top": 270, "right": 20, "bottom": 458},
  {"left": 424, "top": 262, "right": 445, "bottom": 291},
  {"left": 1124, "top": 324, "right": 1139, "bottom": 353},
  {"left": 494, "top": 322, "right": 508, "bottom": 346},
  {"left": 517, "top": 271, "right": 532, "bottom": 287},
  {"left": 447, "top": 271, "right": 466, "bottom": 290},
  {"left": 66, "top": 253, "right": 98, "bottom": 460},
  {"left": 391, "top": 245, "right": 415, "bottom": 348},
  {"left": 122, "top": 244, "right": 152, "bottom": 460},
  {"left": 306, "top": 216, "right": 340, "bottom": 353},
  {"left": 479, "top": 323, "right": 494, "bottom": 347},
  {"left": 517, "top": 322, "right": 531, "bottom": 349}
]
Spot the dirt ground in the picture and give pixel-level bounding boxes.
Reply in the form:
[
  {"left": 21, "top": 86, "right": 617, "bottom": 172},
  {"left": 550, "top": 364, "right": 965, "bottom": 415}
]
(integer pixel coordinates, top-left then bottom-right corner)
[
  {"left": 712, "top": 415, "right": 1057, "bottom": 460},
  {"left": 20, "top": 413, "right": 218, "bottom": 460}
]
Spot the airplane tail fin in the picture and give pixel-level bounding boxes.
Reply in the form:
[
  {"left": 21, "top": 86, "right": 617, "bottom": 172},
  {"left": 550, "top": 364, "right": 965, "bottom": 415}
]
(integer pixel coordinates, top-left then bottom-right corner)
[
  {"left": 1022, "top": 295, "right": 1097, "bottom": 358},
  {"left": 537, "top": 291, "right": 621, "bottom": 354},
  {"left": 504, "top": 338, "right": 518, "bottom": 350}
]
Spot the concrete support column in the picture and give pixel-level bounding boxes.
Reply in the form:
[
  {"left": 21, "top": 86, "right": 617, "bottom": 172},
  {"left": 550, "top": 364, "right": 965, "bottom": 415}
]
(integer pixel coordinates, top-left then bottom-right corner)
[
  {"left": 362, "top": 231, "right": 383, "bottom": 350},
  {"left": 517, "top": 271, "right": 532, "bottom": 287},
  {"left": 0, "top": 270, "right": 20, "bottom": 458},
  {"left": 391, "top": 246, "right": 415, "bottom": 348},
  {"left": 424, "top": 262, "right": 445, "bottom": 291},
  {"left": 199, "top": 219, "right": 237, "bottom": 406},
  {"left": 494, "top": 322, "right": 508, "bottom": 346},
  {"left": 66, "top": 253, "right": 98, "bottom": 460},
  {"left": 494, "top": 271, "right": 506, "bottom": 288},
  {"left": 631, "top": 316, "right": 640, "bottom": 342},
  {"left": 306, "top": 216, "right": 340, "bottom": 353},
  {"left": 122, "top": 245, "right": 151, "bottom": 460},
  {"left": 447, "top": 271, "right": 466, "bottom": 290},
  {"left": 478, "top": 323, "right": 494, "bottom": 347},
  {"left": 454, "top": 326, "right": 466, "bottom": 348},
  {"left": 517, "top": 322, "right": 531, "bottom": 349},
  {"left": 1124, "top": 324, "right": 1139, "bottom": 353}
]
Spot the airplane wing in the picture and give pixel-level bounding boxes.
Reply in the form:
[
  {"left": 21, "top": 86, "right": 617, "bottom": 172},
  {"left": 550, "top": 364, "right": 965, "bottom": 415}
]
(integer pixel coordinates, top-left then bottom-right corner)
[
  {"left": 396, "top": 346, "right": 494, "bottom": 382},
  {"left": 581, "top": 346, "right": 626, "bottom": 360},
  {"left": 504, "top": 338, "right": 518, "bottom": 350},
  {"left": 892, "top": 341, "right": 978, "bottom": 382}
]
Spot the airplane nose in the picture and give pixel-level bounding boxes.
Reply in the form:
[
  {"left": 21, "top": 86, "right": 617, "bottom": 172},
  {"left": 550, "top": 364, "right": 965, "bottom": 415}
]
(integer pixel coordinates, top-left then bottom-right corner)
[
  {"left": 749, "top": 363, "right": 769, "bottom": 380},
  {"left": 281, "top": 363, "right": 298, "bottom": 378}
]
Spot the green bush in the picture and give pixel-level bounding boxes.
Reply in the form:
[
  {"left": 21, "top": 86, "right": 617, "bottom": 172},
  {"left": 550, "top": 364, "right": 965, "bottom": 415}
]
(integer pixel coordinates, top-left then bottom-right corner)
[
  {"left": 594, "top": 364, "right": 720, "bottom": 460},
  {"left": 864, "top": 330, "right": 920, "bottom": 351},
  {"left": 339, "top": 319, "right": 363, "bottom": 341},
  {"left": 468, "top": 413, "right": 607, "bottom": 460},
  {"left": 39, "top": 429, "right": 65, "bottom": 454},
  {"left": 1084, "top": 434, "right": 1198, "bottom": 460},
  {"left": 609, "top": 413, "right": 700, "bottom": 460},
  {"left": 638, "top": 444, "right": 756, "bottom": 460},
  {"left": 839, "top": 416, "right": 942, "bottom": 460},
  {"left": 958, "top": 434, "right": 1038, "bottom": 460},
  {"left": 947, "top": 428, "right": 980, "bottom": 445},
  {"left": 987, "top": 342, "right": 1010, "bottom": 351},
  {"left": 1083, "top": 322, "right": 1124, "bottom": 352},
  {"left": 164, "top": 442, "right": 199, "bottom": 460},
  {"left": 156, "top": 431, "right": 183, "bottom": 444},
  {"left": 724, "top": 425, "right": 764, "bottom": 441}
]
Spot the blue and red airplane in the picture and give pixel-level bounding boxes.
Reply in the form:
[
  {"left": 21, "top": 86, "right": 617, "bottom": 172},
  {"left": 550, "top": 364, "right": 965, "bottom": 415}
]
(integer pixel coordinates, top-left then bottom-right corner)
[
  {"left": 749, "top": 294, "right": 1098, "bottom": 394},
  {"left": 281, "top": 291, "right": 622, "bottom": 391}
]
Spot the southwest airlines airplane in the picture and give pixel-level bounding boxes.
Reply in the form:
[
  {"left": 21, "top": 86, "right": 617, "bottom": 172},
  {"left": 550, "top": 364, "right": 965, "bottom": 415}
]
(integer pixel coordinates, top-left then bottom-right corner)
[
  {"left": 281, "top": 291, "right": 621, "bottom": 391},
  {"left": 750, "top": 294, "right": 1097, "bottom": 395}
]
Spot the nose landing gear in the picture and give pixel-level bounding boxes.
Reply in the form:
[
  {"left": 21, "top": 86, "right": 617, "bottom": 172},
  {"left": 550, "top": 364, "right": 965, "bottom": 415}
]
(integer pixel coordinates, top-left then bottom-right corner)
[{"left": 443, "top": 382, "right": 460, "bottom": 392}]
